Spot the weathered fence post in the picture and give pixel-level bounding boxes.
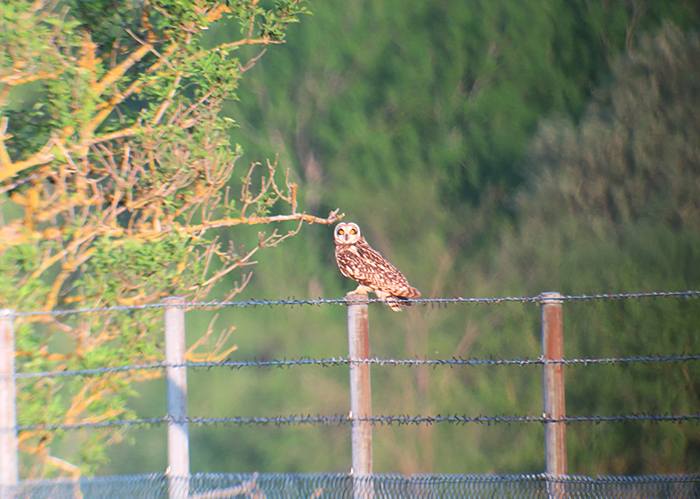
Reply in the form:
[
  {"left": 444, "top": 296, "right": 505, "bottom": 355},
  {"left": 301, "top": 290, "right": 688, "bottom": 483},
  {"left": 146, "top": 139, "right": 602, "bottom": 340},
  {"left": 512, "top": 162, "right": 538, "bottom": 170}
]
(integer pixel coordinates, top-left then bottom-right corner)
[
  {"left": 347, "top": 292, "right": 373, "bottom": 499},
  {"left": 540, "top": 292, "right": 567, "bottom": 498},
  {"left": 0, "top": 310, "right": 18, "bottom": 499},
  {"left": 164, "top": 297, "right": 189, "bottom": 499}
]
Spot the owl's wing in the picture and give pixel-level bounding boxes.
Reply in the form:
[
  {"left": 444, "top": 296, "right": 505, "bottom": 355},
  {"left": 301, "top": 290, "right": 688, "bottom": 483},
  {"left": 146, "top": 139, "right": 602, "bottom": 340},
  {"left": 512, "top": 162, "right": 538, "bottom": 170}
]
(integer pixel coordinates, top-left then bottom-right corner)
[{"left": 336, "top": 243, "right": 419, "bottom": 299}]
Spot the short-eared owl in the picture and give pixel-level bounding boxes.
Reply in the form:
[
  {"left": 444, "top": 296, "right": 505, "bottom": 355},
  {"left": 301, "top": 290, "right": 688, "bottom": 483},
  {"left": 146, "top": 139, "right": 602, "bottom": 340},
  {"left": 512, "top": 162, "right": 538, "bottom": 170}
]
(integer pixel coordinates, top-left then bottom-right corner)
[{"left": 334, "top": 222, "right": 420, "bottom": 311}]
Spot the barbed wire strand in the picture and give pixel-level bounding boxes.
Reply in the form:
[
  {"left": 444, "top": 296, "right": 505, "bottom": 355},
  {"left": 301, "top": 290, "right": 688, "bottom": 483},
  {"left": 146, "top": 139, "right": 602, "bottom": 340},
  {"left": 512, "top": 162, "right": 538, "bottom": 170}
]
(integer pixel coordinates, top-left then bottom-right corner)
[
  {"left": 17, "top": 413, "right": 700, "bottom": 432},
  {"left": 10, "top": 290, "right": 700, "bottom": 318},
  {"left": 12, "top": 353, "right": 700, "bottom": 380},
  {"left": 8, "top": 291, "right": 700, "bottom": 440}
]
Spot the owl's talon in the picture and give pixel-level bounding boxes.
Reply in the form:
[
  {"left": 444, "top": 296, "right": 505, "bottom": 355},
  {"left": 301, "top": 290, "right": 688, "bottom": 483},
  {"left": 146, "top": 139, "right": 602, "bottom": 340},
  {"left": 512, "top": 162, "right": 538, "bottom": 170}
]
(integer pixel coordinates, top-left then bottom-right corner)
[{"left": 349, "top": 285, "right": 372, "bottom": 296}]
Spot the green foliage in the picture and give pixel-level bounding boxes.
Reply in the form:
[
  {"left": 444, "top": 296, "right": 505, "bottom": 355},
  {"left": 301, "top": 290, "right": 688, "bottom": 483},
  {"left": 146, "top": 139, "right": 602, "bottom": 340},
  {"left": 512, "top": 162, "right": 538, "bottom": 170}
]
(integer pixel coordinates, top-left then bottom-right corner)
[
  {"left": 0, "top": 0, "right": 326, "bottom": 478},
  {"left": 231, "top": 0, "right": 699, "bottom": 208},
  {"left": 81, "top": 233, "right": 200, "bottom": 299},
  {"left": 477, "top": 23, "right": 700, "bottom": 474},
  {"left": 165, "top": 0, "right": 700, "bottom": 478}
]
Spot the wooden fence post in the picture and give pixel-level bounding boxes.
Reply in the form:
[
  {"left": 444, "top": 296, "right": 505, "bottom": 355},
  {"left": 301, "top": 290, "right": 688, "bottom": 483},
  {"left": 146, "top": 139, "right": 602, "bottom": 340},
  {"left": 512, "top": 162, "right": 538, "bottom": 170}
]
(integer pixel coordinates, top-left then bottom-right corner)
[
  {"left": 540, "top": 292, "right": 567, "bottom": 497},
  {"left": 0, "top": 309, "right": 18, "bottom": 499},
  {"left": 165, "top": 297, "right": 189, "bottom": 499},
  {"left": 347, "top": 292, "right": 373, "bottom": 499}
]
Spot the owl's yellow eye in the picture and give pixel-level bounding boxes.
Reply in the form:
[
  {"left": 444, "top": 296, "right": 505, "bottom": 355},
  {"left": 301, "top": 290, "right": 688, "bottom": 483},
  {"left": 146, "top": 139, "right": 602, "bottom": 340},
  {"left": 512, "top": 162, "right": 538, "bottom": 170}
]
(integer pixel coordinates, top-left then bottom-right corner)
[
  {"left": 338, "top": 229, "right": 344, "bottom": 235},
  {"left": 350, "top": 228, "right": 357, "bottom": 234}
]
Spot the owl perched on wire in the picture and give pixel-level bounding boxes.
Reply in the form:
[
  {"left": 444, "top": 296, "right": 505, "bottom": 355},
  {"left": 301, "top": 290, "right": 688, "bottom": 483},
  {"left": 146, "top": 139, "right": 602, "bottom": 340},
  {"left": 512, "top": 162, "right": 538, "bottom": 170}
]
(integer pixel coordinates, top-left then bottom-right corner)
[{"left": 334, "top": 222, "right": 420, "bottom": 311}]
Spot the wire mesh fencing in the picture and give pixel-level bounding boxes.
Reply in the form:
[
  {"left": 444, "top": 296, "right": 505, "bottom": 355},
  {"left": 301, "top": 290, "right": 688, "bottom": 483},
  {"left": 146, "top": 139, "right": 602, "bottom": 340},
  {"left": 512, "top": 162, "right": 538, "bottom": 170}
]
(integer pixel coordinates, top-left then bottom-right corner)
[{"left": 7, "top": 472, "right": 700, "bottom": 499}]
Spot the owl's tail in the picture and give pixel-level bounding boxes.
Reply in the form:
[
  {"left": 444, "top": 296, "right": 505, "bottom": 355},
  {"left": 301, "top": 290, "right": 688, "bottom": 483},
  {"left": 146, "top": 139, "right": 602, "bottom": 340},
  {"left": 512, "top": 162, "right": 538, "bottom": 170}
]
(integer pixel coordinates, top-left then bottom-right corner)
[
  {"left": 386, "top": 298, "right": 406, "bottom": 312},
  {"left": 379, "top": 287, "right": 420, "bottom": 312}
]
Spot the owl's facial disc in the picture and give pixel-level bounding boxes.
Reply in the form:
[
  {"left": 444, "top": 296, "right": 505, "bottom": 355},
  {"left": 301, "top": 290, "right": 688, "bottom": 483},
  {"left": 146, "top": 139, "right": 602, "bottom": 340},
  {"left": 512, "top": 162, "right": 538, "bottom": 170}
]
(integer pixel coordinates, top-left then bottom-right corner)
[{"left": 335, "top": 222, "right": 360, "bottom": 243}]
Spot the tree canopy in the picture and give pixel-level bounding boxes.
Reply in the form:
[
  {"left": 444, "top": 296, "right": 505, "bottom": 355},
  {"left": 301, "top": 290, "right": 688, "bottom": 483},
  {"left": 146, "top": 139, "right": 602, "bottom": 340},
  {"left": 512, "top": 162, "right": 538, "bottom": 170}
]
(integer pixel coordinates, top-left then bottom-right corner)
[{"left": 0, "top": 0, "right": 340, "bottom": 477}]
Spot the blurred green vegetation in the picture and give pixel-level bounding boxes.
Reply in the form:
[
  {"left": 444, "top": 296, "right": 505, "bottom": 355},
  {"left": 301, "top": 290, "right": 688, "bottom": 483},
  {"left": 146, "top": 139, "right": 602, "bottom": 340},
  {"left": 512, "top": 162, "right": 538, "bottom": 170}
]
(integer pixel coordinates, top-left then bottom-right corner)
[
  {"left": 131, "top": 0, "right": 698, "bottom": 477},
  {"left": 3, "top": 0, "right": 699, "bottom": 478}
]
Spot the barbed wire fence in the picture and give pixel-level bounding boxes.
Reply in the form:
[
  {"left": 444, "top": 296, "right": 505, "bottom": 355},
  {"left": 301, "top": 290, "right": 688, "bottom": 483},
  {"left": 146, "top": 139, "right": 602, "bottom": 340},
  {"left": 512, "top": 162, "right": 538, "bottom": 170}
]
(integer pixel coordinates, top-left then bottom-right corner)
[{"left": 1, "top": 290, "right": 700, "bottom": 499}]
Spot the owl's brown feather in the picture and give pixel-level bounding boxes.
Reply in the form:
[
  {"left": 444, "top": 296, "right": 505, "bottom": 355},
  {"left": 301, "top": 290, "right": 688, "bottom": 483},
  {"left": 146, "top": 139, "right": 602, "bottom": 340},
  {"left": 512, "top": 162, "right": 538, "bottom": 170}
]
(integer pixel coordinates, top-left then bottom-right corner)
[{"left": 334, "top": 223, "right": 420, "bottom": 311}]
